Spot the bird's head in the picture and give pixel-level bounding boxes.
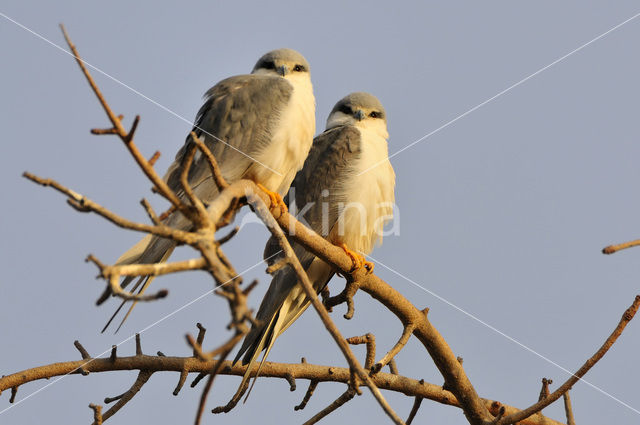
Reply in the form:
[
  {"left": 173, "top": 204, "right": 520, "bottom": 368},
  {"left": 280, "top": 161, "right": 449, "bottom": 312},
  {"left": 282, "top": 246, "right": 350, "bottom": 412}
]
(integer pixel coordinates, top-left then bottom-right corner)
[
  {"left": 326, "top": 92, "right": 387, "bottom": 136},
  {"left": 252, "top": 48, "right": 311, "bottom": 83}
]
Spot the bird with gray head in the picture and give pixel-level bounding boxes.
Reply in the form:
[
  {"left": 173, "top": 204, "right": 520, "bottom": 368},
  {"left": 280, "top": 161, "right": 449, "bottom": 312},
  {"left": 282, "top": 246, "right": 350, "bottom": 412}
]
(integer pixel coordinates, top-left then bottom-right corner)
[
  {"left": 232, "top": 92, "right": 396, "bottom": 401},
  {"left": 102, "top": 48, "right": 316, "bottom": 333}
]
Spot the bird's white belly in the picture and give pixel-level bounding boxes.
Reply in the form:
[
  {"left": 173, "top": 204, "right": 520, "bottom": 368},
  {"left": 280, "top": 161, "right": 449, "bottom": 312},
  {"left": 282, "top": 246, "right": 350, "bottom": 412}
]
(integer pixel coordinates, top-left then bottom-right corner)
[
  {"left": 334, "top": 127, "right": 395, "bottom": 254},
  {"left": 251, "top": 78, "right": 315, "bottom": 196}
]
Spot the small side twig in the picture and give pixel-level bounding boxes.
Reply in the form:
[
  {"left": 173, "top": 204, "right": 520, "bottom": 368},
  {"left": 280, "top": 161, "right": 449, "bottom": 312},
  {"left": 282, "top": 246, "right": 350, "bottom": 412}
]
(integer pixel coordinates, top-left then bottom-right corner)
[
  {"left": 302, "top": 387, "right": 357, "bottom": 425},
  {"left": 602, "top": 239, "right": 640, "bottom": 254},
  {"left": 190, "top": 372, "right": 207, "bottom": 389},
  {"left": 563, "top": 391, "right": 576, "bottom": 425},
  {"left": 173, "top": 369, "right": 188, "bottom": 396},
  {"left": 74, "top": 340, "right": 91, "bottom": 360},
  {"left": 373, "top": 325, "right": 415, "bottom": 373},
  {"left": 295, "top": 380, "right": 319, "bottom": 411},
  {"left": 195, "top": 323, "right": 207, "bottom": 357},
  {"left": 323, "top": 280, "right": 359, "bottom": 320},
  {"left": 135, "top": 333, "right": 143, "bottom": 356},
  {"left": 98, "top": 370, "right": 152, "bottom": 424},
  {"left": 190, "top": 132, "right": 229, "bottom": 191},
  {"left": 405, "top": 393, "right": 423, "bottom": 425},
  {"left": 388, "top": 358, "right": 399, "bottom": 375},
  {"left": 346, "top": 333, "right": 376, "bottom": 370},
  {"left": 89, "top": 403, "right": 103, "bottom": 425},
  {"left": 538, "top": 378, "right": 552, "bottom": 401}
]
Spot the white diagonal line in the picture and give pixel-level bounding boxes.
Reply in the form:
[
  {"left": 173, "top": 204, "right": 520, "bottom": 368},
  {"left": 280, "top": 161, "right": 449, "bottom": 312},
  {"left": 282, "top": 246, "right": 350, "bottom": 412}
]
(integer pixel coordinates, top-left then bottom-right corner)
[
  {"left": 357, "top": 11, "right": 640, "bottom": 177},
  {"left": 0, "top": 250, "right": 281, "bottom": 415},
  {"left": 0, "top": 12, "right": 283, "bottom": 176},
  {"left": 365, "top": 252, "right": 640, "bottom": 415}
]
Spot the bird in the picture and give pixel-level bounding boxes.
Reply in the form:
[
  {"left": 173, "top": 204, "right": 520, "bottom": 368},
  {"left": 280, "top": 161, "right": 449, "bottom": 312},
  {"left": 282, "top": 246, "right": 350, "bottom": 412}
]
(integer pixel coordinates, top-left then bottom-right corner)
[
  {"left": 102, "top": 48, "right": 316, "bottom": 332},
  {"left": 233, "top": 92, "right": 396, "bottom": 399}
]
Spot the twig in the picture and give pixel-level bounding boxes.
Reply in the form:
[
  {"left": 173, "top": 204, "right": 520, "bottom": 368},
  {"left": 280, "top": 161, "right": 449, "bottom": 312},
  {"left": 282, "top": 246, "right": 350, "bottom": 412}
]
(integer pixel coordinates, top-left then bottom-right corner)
[
  {"left": 179, "top": 144, "right": 208, "bottom": 224},
  {"left": 186, "top": 334, "right": 209, "bottom": 361},
  {"left": 135, "top": 333, "right": 143, "bottom": 356},
  {"left": 602, "top": 239, "right": 640, "bottom": 254},
  {"left": 405, "top": 393, "right": 423, "bottom": 425},
  {"left": 373, "top": 325, "right": 415, "bottom": 373},
  {"left": 140, "top": 198, "right": 161, "bottom": 225},
  {"left": 23, "top": 172, "right": 194, "bottom": 243},
  {"left": 60, "top": 25, "right": 187, "bottom": 213},
  {"left": 302, "top": 388, "right": 356, "bottom": 425},
  {"left": 295, "top": 380, "right": 319, "bottom": 411},
  {"left": 147, "top": 151, "right": 161, "bottom": 166},
  {"left": 190, "top": 372, "right": 207, "bottom": 389},
  {"left": 89, "top": 404, "right": 103, "bottom": 425},
  {"left": 388, "top": 359, "right": 399, "bottom": 375},
  {"left": 194, "top": 337, "right": 240, "bottom": 425},
  {"left": 195, "top": 323, "right": 207, "bottom": 355},
  {"left": 190, "top": 132, "right": 229, "bottom": 190},
  {"left": 98, "top": 370, "right": 152, "bottom": 424},
  {"left": 538, "top": 378, "right": 552, "bottom": 401},
  {"left": 347, "top": 333, "right": 376, "bottom": 370},
  {"left": 323, "top": 280, "right": 359, "bottom": 319},
  {"left": 173, "top": 369, "right": 189, "bottom": 396},
  {"left": 496, "top": 295, "right": 640, "bottom": 425},
  {"left": 563, "top": 391, "right": 576, "bottom": 425},
  {"left": 74, "top": 340, "right": 91, "bottom": 360}
]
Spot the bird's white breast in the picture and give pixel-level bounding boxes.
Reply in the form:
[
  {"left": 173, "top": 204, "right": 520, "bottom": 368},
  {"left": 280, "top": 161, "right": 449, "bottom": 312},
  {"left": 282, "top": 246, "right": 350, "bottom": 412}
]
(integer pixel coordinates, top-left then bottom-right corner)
[
  {"left": 334, "top": 125, "right": 395, "bottom": 254},
  {"left": 252, "top": 75, "right": 316, "bottom": 195}
]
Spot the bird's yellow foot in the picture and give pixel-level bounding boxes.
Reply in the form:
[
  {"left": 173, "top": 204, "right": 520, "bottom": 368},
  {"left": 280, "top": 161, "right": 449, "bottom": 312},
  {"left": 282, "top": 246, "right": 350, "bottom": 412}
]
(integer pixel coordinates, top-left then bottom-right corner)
[
  {"left": 341, "top": 243, "right": 374, "bottom": 274},
  {"left": 257, "top": 183, "right": 288, "bottom": 214}
]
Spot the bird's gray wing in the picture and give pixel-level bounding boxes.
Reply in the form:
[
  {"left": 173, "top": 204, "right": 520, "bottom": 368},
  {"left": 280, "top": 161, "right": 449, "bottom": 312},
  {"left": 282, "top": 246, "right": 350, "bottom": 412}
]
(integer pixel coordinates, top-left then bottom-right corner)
[
  {"left": 262, "top": 125, "right": 362, "bottom": 263},
  {"left": 291, "top": 125, "right": 362, "bottom": 235},
  {"left": 103, "top": 75, "right": 293, "bottom": 333},
  {"left": 233, "top": 126, "right": 362, "bottom": 397},
  {"left": 164, "top": 74, "right": 294, "bottom": 201}
]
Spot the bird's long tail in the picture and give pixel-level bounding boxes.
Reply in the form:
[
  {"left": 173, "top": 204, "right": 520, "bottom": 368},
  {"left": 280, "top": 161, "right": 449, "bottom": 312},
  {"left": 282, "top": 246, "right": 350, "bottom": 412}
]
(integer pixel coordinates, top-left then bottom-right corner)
[
  {"left": 231, "top": 258, "right": 334, "bottom": 402},
  {"left": 101, "top": 234, "right": 176, "bottom": 333}
]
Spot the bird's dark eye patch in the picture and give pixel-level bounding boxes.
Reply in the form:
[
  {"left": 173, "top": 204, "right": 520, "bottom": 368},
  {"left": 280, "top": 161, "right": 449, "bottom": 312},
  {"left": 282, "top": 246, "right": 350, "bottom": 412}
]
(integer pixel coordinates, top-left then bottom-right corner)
[
  {"left": 261, "top": 60, "right": 276, "bottom": 70},
  {"left": 293, "top": 64, "right": 306, "bottom": 72},
  {"left": 338, "top": 104, "right": 352, "bottom": 115},
  {"left": 369, "top": 111, "right": 382, "bottom": 119}
]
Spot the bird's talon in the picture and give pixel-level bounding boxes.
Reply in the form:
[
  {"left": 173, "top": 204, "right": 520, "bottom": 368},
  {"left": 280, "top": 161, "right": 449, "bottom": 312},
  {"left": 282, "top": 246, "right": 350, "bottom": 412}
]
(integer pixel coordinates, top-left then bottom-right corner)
[
  {"left": 363, "top": 261, "right": 374, "bottom": 274},
  {"left": 257, "top": 183, "right": 288, "bottom": 214},
  {"left": 341, "top": 243, "right": 367, "bottom": 273}
]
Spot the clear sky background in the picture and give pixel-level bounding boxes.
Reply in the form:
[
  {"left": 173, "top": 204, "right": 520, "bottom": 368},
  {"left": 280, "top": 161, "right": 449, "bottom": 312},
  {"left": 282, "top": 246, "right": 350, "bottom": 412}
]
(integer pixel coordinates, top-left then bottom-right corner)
[{"left": 2, "top": 2, "right": 640, "bottom": 424}]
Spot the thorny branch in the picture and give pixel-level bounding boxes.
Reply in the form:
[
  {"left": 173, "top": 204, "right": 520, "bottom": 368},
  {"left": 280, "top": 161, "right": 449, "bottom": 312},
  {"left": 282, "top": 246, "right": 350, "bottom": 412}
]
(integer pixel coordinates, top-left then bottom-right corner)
[{"left": 5, "top": 24, "right": 638, "bottom": 425}]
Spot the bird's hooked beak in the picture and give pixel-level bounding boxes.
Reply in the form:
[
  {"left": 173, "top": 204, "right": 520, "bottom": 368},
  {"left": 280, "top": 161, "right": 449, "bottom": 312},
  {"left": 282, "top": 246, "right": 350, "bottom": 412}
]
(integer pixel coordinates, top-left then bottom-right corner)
[
  {"left": 354, "top": 109, "right": 365, "bottom": 121},
  {"left": 277, "top": 65, "right": 288, "bottom": 77}
]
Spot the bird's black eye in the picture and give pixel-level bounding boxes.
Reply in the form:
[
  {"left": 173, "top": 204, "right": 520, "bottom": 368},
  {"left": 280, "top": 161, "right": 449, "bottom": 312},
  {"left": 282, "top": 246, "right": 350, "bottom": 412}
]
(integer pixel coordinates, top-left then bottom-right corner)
[
  {"left": 293, "top": 64, "right": 306, "bottom": 72},
  {"left": 261, "top": 60, "right": 276, "bottom": 70},
  {"left": 369, "top": 111, "right": 381, "bottom": 119},
  {"left": 338, "top": 104, "right": 352, "bottom": 115}
]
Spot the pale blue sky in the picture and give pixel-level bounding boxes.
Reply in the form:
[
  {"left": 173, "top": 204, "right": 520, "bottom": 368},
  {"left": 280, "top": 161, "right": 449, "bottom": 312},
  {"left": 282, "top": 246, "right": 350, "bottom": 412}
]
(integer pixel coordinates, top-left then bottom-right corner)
[{"left": 2, "top": 2, "right": 640, "bottom": 424}]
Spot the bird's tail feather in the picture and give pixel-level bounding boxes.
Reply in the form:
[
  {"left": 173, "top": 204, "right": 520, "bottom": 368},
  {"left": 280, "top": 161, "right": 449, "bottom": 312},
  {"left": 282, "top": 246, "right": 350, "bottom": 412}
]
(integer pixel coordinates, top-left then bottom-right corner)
[
  {"left": 101, "top": 234, "right": 176, "bottom": 333},
  {"left": 231, "top": 310, "right": 281, "bottom": 402},
  {"left": 231, "top": 258, "right": 334, "bottom": 402}
]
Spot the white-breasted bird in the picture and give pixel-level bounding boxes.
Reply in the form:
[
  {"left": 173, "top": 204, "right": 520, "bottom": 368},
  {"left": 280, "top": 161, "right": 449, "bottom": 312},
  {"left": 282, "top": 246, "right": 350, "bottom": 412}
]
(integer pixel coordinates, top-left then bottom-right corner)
[
  {"left": 233, "top": 92, "right": 396, "bottom": 398},
  {"left": 103, "top": 48, "right": 316, "bottom": 332}
]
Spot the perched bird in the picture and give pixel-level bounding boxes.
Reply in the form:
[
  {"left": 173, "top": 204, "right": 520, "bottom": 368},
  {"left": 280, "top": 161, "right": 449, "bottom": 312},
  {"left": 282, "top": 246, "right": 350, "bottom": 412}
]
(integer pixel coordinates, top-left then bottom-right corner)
[
  {"left": 103, "top": 48, "right": 316, "bottom": 332},
  {"left": 233, "top": 92, "right": 396, "bottom": 398}
]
